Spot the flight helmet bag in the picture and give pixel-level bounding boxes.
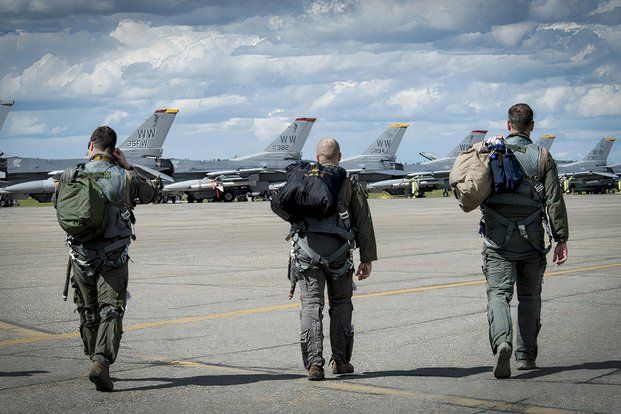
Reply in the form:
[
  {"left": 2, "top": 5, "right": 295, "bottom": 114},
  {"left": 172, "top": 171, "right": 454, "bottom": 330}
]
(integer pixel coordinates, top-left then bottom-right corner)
[
  {"left": 271, "top": 161, "right": 347, "bottom": 222},
  {"left": 56, "top": 166, "right": 108, "bottom": 242},
  {"left": 449, "top": 141, "right": 493, "bottom": 212}
]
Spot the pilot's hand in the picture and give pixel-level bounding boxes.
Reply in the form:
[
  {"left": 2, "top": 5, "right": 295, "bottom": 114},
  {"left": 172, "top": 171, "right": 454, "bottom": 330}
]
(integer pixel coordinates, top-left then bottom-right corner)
[
  {"left": 356, "top": 262, "right": 372, "bottom": 280},
  {"left": 553, "top": 242, "right": 568, "bottom": 266},
  {"left": 112, "top": 148, "right": 132, "bottom": 170}
]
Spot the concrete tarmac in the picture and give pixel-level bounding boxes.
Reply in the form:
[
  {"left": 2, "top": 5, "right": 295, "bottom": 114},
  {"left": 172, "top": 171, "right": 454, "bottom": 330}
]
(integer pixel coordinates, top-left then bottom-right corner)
[{"left": 0, "top": 195, "right": 620, "bottom": 413}]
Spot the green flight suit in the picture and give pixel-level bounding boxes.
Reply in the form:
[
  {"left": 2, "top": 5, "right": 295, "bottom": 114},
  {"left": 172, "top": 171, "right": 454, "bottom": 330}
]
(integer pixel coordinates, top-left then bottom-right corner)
[
  {"left": 56, "top": 154, "right": 160, "bottom": 363},
  {"left": 481, "top": 134, "right": 568, "bottom": 363},
  {"left": 294, "top": 165, "right": 377, "bottom": 368}
]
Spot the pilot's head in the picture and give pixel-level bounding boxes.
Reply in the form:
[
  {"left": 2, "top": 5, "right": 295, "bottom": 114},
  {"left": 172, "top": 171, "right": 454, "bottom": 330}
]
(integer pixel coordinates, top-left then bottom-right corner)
[
  {"left": 316, "top": 138, "right": 342, "bottom": 165},
  {"left": 88, "top": 126, "right": 117, "bottom": 154},
  {"left": 508, "top": 103, "right": 534, "bottom": 136}
]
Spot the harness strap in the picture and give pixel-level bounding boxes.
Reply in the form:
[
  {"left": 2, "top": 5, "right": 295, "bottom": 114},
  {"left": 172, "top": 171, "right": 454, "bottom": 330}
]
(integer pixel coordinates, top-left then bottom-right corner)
[
  {"left": 482, "top": 206, "right": 549, "bottom": 253},
  {"left": 70, "top": 237, "right": 131, "bottom": 264},
  {"left": 289, "top": 175, "right": 356, "bottom": 279},
  {"left": 292, "top": 236, "right": 353, "bottom": 279}
]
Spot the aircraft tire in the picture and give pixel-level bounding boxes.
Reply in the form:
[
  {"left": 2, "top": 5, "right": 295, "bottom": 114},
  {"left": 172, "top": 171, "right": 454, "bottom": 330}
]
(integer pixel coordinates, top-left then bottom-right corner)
[
  {"left": 223, "top": 192, "right": 234, "bottom": 202},
  {"left": 442, "top": 190, "right": 449, "bottom": 197},
  {"left": 0, "top": 199, "right": 6, "bottom": 208}
]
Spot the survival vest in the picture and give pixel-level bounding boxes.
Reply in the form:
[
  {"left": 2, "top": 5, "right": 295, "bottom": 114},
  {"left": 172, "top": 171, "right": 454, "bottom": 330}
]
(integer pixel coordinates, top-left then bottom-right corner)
[
  {"left": 481, "top": 135, "right": 553, "bottom": 254},
  {"left": 271, "top": 162, "right": 356, "bottom": 279},
  {"left": 56, "top": 158, "right": 132, "bottom": 245}
]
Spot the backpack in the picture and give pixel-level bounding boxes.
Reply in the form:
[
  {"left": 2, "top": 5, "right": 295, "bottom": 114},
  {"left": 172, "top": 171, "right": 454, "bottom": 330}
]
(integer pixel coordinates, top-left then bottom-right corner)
[
  {"left": 449, "top": 141, "right": 493, "bottom": 212},
  {"left": 55, "top": 165, "right": 111, "bottom": 242},
  {"left": 271, "top": 161, "right": 347, "bottom": 223}
]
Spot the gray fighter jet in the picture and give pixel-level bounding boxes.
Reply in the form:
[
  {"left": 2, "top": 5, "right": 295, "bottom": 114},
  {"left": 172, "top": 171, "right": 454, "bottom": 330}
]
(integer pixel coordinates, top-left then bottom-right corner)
[
  {"left": 558, "top": 137, "right": 618, "bottom": 194},
  {"left": 0, "top": 100, "right": 14, "bottom": 132},
  {"left": 340, "top": 123, "right": 409, "bottom": 186},
  {"left": 367, "top": 130, "right": 487, "bottom": 196},
  {"left": 0, "top": 109, "right": 178, "bottom": 205},
  {"left": 163, "top": 117, "right": 315, "bottom": 202}
]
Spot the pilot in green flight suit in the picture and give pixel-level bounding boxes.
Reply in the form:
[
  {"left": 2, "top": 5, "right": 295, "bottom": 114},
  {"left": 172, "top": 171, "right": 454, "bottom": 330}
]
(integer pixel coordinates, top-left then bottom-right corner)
[
  {"left": 289, "top": 138, "right": 377, "bottom": 381},
  {"left": 55, "top": 126, "right": 161, "bottom": 392},
  {"left": 480, "top": 103, "right": 569, "bottom": 378}
]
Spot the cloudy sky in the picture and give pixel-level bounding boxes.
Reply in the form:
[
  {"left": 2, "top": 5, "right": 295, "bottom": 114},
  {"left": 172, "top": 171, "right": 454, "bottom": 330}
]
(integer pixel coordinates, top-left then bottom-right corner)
[{"left": 1, "top": 0, "right": 620, "bottom": 164}]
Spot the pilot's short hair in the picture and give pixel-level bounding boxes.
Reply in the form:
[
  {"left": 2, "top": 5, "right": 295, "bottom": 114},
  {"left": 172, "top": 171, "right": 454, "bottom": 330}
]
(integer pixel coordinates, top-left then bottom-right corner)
[
  {"left": 90, "top": 126, "right": 117, "bottom": 150},
  {"left": 508, "top": 103, "right": 534, "bottom": 133}
]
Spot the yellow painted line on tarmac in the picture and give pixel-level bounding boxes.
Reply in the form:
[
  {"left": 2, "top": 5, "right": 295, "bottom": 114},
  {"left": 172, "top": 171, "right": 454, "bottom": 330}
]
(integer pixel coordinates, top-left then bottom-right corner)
[
  {"left": 544, "top": 262, "right": 621, "bottom": 277},
  {"left": 314, "top": 382, "right": 582, "bottom": 414},
  {"left": 124, "top": 303, "right": 297, "bottom": 332},
  {"left": 0, "top": 321, "right": 52, "bottom": 339},
  {"left": 0, "top": 262, "right": 618, "bottom": 350}
]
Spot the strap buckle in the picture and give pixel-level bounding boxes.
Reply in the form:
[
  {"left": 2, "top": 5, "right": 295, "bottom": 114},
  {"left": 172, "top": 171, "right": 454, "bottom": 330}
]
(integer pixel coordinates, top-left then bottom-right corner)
[
  {"left": 120, "top": 208, "right": 131, "bottom": 221},
  {"left": 339, "top": 210, "right": 350, "bottom": 221},
  {"left": 534, "top": 182, "right": 544, "bottom": 194}
]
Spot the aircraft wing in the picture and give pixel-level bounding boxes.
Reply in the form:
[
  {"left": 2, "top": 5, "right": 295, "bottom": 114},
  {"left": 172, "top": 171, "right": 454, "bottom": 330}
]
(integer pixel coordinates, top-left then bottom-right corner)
[
  {"left": 419, "top": 152, "right": 439, "bottom": 161},
  {"left": 132, "top": 163, "right": 174, "bottom": 183},
  {"left": 562, "top": 171, "right": 619, "bottom": 179}
]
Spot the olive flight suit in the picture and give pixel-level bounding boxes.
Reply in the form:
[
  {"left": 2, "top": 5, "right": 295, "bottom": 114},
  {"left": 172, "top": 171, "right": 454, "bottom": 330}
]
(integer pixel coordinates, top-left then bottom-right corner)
[
  {"left": 56, "top": 154, "right": 160, "bottom": 364},
  {"left": 481, "top": 134, "right": 568, "bottom": 364},
  {"left": 292, "top": 164, "right": 377, "bottom": 369}
]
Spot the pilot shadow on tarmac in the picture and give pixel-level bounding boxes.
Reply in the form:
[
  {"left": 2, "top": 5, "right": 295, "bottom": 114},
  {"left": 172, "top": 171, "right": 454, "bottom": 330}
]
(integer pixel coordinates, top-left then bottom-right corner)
[
  {"left": 357, "top": 359, "right": 621, "bottom": 380},
  {"left": 113, "top": 372, "right": 305, "bottom": 392},
  {"left": 109, "top": 359, "right": 621, "bottom": 392}
]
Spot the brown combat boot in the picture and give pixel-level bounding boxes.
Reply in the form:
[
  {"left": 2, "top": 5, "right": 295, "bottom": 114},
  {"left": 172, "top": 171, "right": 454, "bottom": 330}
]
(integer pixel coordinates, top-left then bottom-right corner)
[
  {"left": 89, "top": 355, "right": 114, "bottom": 392},
  {"left": 331, "top": 360, "right": 354, "bottom": 375},
  {"left": 307, "top": 365, "right": 324, "bottom": 381}
]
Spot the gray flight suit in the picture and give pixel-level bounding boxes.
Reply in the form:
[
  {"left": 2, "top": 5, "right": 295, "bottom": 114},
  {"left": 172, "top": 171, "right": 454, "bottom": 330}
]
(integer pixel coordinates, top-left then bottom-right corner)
[
  {"left": 292, "top": 164, "right": 377, "bottom": 369},
  {"left": 481, "top": 134, "right": 568, "bottom": 363},
  {"left": 56, "top": 154, "right": 160, "bottom": 363}
]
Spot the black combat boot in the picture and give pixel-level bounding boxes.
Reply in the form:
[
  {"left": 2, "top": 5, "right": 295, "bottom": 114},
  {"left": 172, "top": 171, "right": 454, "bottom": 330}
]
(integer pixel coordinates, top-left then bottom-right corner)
[{"left": 89, "top": 354, "right": 114, "bottom": 392}]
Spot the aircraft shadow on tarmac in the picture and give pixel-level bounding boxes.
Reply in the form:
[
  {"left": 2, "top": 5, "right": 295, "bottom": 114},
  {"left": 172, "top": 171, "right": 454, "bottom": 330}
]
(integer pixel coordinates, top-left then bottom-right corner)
[
  {"left": 0, "top": 370, "right": 50, "bottom": 377},
  {"left": 114, "top": 373, "right": 306, "bottom": 392}
]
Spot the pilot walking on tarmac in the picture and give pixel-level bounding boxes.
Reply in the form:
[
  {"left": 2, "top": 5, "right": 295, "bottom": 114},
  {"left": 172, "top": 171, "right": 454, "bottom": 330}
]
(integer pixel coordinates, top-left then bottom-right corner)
[
  {"left": 289, "top": 138, "right": 377, "bottom": 380},
  {"left": 55, "top": 126, "right": 161, "bottom": 392},
  {"left": 481, "top": 104, "right": 569, "bottom": 378}
]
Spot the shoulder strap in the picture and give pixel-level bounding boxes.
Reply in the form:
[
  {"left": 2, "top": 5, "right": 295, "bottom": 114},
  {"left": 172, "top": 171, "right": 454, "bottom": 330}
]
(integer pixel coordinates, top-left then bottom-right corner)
[{"left": 539, "top": 147, "right": 549, "bottom": 182}]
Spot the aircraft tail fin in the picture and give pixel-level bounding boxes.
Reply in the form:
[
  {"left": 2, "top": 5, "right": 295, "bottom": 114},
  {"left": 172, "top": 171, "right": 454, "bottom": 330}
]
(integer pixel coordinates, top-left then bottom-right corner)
[
  {"left": 361, "top": 123, "right": 408, "bottom": 159},
  {"left": 446, "top": 130, "right": 487, "bottom": 157},
  {"left": 263, "top": 117, "right": 316, "bottom": 156},
  {"left": 535, "top": 134, "right": 556, "bottom": 151},
  {"left": 118, "top": 108, "right": 178, "bottom": 158},
  {"left": 0, "top": 100, "right": 15, "bottom": 132},
  {"left": 582, "top": 137, "right": 615, "bottom": 164}
]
